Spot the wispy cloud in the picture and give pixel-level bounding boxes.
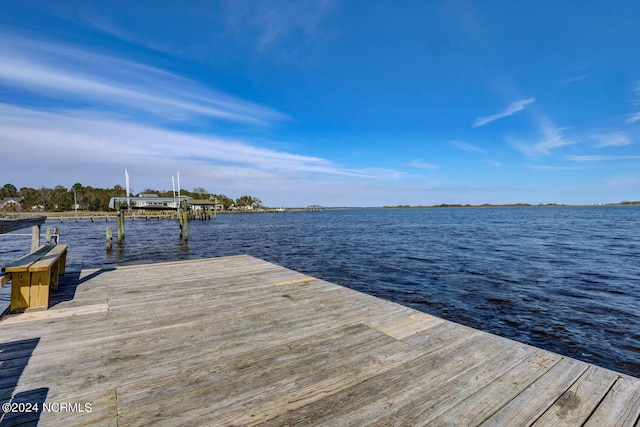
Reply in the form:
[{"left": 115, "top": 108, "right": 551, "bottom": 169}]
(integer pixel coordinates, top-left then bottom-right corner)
[
  {"left": 528, "top": 165, "right": 591, "bottom": 171},
  {"left": 0, "top": 30, "right": 289, "bottom": 126},
  {"left": 0, "top": 104, "right": 394, "bottom": 184},
  {"left": 604, "top": 175, "right": 640, "bottom": 189},
  {"left": 566, "top": 155, "right": 640, "bottom": 162},
  {"left": 450, "top": 140, "right": 486, "bottom": 153},
  {"left": 507, "top": 117, "right": 574, "bottom": 157},
  {"left": 589, "top": 132, "right": 632, "bottom": 147},
  {"left": 626, "top": 82, "right": 640, "bottom": 123},
  {"left": 625, "top": 113, "right": 640, "bottom": 124},
  {"left": 408, "top": 160, "right": 439, "bottom": 170},
  {"left": 559, "top": 75, "right": 587, "bottom": 85},
  {"left": 222, "top": 0, "right": 335, "bottom": 52},
  {"left": 473, "top": 97, "right": 535, "bottom": 128}
]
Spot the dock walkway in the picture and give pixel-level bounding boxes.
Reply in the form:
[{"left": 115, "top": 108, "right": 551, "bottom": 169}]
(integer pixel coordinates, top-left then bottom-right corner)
[{"left": 1, "top": 256, "right": 638, "bottom": 426}]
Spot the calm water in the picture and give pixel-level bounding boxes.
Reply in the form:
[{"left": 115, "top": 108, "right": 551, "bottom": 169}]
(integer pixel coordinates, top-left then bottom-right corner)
[{"left": 1, "top": 206, "right": 639, "bottom": 377}]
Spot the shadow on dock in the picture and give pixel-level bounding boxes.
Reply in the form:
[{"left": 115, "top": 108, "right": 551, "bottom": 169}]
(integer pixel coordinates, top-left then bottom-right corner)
[{"left": 0, "top": 338, "right": 47, "bottom": 426}]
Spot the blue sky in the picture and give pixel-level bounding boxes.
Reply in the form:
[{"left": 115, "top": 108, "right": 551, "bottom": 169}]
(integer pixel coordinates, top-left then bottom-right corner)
[{"left": 1, "top": 0, "right": 640, "bottom": 206}]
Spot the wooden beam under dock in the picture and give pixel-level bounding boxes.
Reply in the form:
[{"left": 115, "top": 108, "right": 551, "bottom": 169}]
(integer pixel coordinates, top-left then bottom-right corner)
[
  {"left": 0, "top": 256, "right": 638, "bottom": 426},
  {"left": 0, "top": 216, "right": 46, "bottom": 234}
]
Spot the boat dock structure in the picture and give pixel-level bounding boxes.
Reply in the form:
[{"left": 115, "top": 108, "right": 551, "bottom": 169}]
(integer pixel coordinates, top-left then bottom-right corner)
[{"left": 1, "top": 255, "right": 639, "bottom": 426}]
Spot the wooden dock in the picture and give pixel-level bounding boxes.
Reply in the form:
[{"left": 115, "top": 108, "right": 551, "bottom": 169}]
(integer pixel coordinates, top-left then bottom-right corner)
[{"left": 1, "top": 256, "right": 638, "bottom": 426}]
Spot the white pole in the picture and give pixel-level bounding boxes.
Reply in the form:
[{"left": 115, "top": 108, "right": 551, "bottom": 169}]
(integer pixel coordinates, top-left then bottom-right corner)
[
  {"left": 172, "top": 176, "right": 176, "bottom": 197},
  {"left": 125, "top": 168, "right": 131, "bottom": 207}
]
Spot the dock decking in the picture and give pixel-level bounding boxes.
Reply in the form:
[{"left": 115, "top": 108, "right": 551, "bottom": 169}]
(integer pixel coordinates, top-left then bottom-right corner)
[{"left": 1, "top": 256, "right": 639, "bottom": 426}]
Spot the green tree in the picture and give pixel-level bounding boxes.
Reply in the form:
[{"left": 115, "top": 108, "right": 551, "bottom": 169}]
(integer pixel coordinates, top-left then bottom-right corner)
[
  {"left": 1, "top": 183, "right": 18, "bottom": 198},
  {"left": 192, "top": 187, "right": 209, "bottom": 200},
  {"left": 235, "top": 195, "right": 262, "bottom": 209},
  {"left": 211, "top": 194, "right": 234, "bottom": 210},
  {"left": 50, "top": 185, "right": 73, "bottom": 211},
  {"left": 19, "top": 187, "right": 40, "bottom": 210}
]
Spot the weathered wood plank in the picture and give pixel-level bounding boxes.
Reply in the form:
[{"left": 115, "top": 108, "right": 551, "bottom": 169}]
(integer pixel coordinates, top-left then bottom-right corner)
[
  {"left": 339, "top": 334, "right": 535, "bottom": 427},
  {"left": 373, "top": 311, "right": 445, "bottom": 340},
  {"left": 12, "top": 298, "right": 407, "bottom": 400},
  {"left": 36, "top": 387, "right": 117, "bottom": 427},
  {"left": 270, "top": 274, "right": 316, "bottom": 286},
  {"left": 116, "top": 328, "right": 413, "bottom": 425},
  {"left": 429, "top": 350, "right": 563, "bottom": 425},
  {"left": 585, "top": 376, "right": 640, "bottom": 427},
  {"left": 0, "top": 303, "right": 109, "bottom": 325},
  {"left": 533, "top": 366, "right": 622, "bottom": 426},
  {"left": 479, "top": 357, "right": 588, "bottom": 425},
  {"left": 261, "top": 329, "right": 491, "bottom": 427}
]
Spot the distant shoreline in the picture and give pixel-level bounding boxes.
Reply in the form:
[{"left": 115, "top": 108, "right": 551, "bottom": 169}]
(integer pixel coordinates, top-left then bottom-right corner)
[
  {"left": 2, "top": 201, "right": 640, "bottom": 220},
  {"left": 382, "top": 202, "right": 640, "bottom": 209}
]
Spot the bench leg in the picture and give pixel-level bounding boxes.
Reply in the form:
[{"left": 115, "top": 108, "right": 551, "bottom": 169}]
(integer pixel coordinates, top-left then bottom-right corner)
[
  {"left": 10, "top": 272, "right": 31, "bottom": 313},
  {"left": 29, "top": 270, "right": 51, "bottom": 311},
  {"left": 50, "top": 261, "right": 60, "bottom": 291},
  {"left": 58, "top": 250, "right": 67, "bottom": 275}
]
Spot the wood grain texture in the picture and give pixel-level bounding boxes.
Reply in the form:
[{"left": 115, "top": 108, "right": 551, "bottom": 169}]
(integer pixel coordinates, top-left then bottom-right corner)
[{"left": 0, "top": 255, "right": 637, "bottom": 426}]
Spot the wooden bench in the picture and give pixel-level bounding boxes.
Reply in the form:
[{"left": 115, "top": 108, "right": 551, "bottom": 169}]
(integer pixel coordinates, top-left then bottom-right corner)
[{"left": 1, "top": 244, "right": 68, "bottom": 313}]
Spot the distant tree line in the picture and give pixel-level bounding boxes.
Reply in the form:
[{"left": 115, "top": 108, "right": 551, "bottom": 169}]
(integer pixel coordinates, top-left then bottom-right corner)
[{"left": 1, "top": 183, "right": 263, "bottom": 212}]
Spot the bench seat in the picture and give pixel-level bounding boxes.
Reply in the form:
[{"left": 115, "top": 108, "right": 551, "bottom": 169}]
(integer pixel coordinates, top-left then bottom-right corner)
[{"left": 2, "top": 244, "right": 68, "bottom": 313}]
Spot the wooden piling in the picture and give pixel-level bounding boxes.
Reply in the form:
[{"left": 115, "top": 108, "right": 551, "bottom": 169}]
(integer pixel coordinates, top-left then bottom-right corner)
[
  {"left": 106, "top": 226, "right": 113, "bottom": 250},
  {"left": 183, "top": 210, "right": 189, "bottom": 241},
  {"left": 30, "top": 224, "right": 41, "bottom": 252},
  {"left": 117, "top": 211, "right": 125, "bottom": 244}
]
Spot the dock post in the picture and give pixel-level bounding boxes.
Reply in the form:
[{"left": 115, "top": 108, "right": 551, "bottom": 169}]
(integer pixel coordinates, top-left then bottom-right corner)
[
  {"left": 116, "top": 206, "right": 125, "bottom": 244},
  {"left": 120, "top": 212, "right": 125, "bottom": 243},
  {"left": 46, "top": 227, "right": 52, "bottom": 244},
  {"left": 106, "top": 226, "right": 113, "bottom": 250},
  {"left": 183, "top": 209, "right": 189, "bottom": 241},
  {"left": 31, "top": 224, "right": 41, "bottom": 252}
]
